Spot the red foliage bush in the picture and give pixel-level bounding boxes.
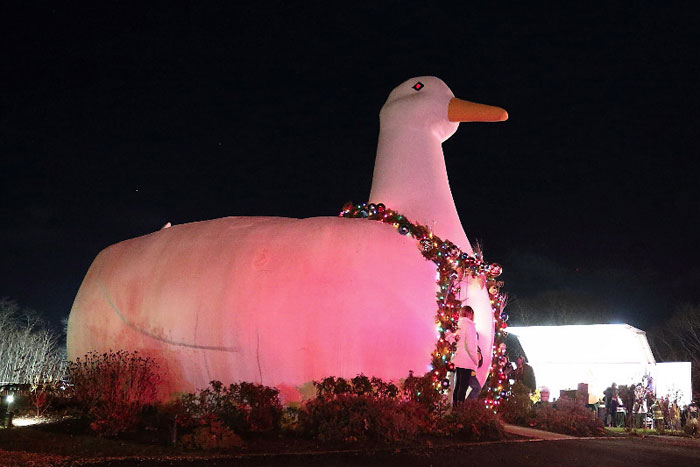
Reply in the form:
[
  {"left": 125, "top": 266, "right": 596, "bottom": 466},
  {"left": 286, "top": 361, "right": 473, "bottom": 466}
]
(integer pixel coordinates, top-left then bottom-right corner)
[
  {"left": 313, "top": 375, "right": 399, "bottom": 400},
  {"left": 298, "top": 374, "right": 431, "bottom": 442},
  {"left": 442, "top": 399, "right": 505, "bottom": 442},
  {"left": 67, "top": 350, "right": 160, "bottom": 436},
  {"left": 178, "top": 380, "right": 283, "bottom": 435},
  {"left": 300, "top": 373, "right": 508, "bottom": 443},
  {"left": 299, "top": 393, "right": 430, "bottom": 443},
  {"left": 179, "top": 415, "right": 243, "bottom": 450},
  {"left": 401, "top": 371, "right": 450, "bottom": 416},
  {"left": 530, "top": 399, "right": 604, "bottom": 437}
]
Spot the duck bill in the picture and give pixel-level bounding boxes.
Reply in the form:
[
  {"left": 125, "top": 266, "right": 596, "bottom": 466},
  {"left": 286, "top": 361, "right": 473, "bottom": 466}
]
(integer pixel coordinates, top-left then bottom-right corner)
[{"left": 448, "top": 97, "right": 508, "bottom": 122}]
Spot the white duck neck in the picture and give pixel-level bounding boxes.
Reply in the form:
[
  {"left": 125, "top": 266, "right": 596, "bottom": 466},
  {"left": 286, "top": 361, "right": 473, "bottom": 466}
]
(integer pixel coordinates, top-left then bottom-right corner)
[{"left": 368, "top": 125, "right": 473, "bottom": 255}]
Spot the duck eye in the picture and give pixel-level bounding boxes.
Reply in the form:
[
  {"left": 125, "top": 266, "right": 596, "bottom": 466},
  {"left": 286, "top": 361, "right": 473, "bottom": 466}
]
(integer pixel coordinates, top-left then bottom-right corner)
[{"left": 412, "top": 81, "right": 424, "bottom": 91}]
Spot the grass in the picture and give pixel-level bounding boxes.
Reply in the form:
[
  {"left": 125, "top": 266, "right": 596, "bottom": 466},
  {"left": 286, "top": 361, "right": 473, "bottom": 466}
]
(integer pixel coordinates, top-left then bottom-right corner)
[{"left": 604, "top": 426, "right": 687, "bottom": 437}]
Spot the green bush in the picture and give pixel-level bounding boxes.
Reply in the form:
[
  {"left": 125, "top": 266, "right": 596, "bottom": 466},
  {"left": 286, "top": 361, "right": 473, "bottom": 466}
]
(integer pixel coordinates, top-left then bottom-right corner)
[
  {"left": 442, "top": 399, "right": 505, "bottom": 442},
  {"left": 280, "top": 404, "right": 301, "bottom": 433},
  {"left": 67, "top": 350, "right": 160, "bottom": 436},
  {"left": 498, "top": 381, "right": 532, "bottom": 425},
  {"left": 684, "top": 418, "right": 699, "bottom": 437}
]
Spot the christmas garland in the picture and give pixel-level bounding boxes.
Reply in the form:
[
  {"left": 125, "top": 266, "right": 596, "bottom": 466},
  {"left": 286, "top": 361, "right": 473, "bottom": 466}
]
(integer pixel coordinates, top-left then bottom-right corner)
[{"left": 339, "top": 202, "right": 510, "bottom": 411}]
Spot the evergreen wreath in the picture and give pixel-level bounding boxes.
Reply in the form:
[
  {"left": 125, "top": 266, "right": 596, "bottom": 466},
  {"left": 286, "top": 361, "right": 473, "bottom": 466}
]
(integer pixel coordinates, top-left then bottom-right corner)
[{"left": 340, "top": 202, "right": 510, "bottom": 411}]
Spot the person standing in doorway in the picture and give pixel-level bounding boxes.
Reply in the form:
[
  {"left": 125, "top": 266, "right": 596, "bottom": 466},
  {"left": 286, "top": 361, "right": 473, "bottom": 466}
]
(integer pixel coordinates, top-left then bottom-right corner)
[{"left": 452, "top": 306, "right": 481, "bottom": 405}]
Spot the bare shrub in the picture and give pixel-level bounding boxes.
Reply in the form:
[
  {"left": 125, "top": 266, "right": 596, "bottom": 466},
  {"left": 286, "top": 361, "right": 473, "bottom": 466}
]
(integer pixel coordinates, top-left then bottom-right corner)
[{"left": 67, "top": 350, "right": 161, "bottom": 436}]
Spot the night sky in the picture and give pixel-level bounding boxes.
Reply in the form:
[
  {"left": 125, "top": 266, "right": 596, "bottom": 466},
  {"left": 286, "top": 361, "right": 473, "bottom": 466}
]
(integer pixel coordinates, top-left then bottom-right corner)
[{"left": 3, "top": 3, "right": 699, "bottom": 330}]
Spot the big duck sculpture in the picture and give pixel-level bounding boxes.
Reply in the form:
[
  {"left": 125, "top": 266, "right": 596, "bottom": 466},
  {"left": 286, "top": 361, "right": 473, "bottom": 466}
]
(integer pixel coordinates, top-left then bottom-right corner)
[{"left": 67, "top": 77, "right": 508, "bottom": 402}]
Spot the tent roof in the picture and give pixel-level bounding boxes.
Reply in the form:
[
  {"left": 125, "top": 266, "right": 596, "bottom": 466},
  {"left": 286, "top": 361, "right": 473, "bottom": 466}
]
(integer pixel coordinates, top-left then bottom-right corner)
[{"left": 507, "top": 324, "right": 656, "bottom": 366}]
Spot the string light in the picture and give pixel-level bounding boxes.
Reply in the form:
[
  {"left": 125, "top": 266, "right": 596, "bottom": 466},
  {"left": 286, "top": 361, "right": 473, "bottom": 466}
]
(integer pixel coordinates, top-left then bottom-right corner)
[{"left": 340, "top": 201, "right": 510, "bottom": 408}]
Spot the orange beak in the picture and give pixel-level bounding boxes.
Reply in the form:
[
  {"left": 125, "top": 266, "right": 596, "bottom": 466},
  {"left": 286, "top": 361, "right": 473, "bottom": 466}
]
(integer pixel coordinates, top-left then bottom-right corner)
[{"left": 448, "top": 97, "right": 508, "bottom": 122}]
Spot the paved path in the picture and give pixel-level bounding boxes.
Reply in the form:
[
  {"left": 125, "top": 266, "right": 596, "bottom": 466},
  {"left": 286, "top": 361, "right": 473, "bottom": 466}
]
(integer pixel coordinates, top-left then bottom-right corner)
[{"left": 503, "top": 423, "right": 578, "bottom": 440}]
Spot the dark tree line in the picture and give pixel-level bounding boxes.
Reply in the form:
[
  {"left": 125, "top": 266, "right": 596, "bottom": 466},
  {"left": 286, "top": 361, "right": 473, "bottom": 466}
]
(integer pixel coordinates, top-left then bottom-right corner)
[
  {"left": 508, "top": 289, "right": 613, "bottom": 326},
  {"left": 0, "top": 297, "right": 66, "bottom": 385},
  {"left": 647, "top": 303, "right": 700, "bottom": 400}
]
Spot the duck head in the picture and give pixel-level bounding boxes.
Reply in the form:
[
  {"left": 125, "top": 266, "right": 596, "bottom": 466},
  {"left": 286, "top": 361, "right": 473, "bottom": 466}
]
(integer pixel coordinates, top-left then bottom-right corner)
[
  {"left": 379, "top": 76, "right": 508, "bottom": 142},
  {"left": 370, "top": 76, "right": 508, "bottom": 251}
]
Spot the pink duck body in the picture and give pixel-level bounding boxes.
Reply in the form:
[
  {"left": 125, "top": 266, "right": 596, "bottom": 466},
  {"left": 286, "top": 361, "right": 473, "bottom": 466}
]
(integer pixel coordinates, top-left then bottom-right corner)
[{"left": 67, "top": 77, "right": 507, "bottom": 401}]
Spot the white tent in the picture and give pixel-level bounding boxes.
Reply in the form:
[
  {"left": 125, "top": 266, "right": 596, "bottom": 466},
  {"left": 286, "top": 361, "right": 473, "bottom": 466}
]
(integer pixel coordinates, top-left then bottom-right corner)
[{"left": 507, "top": 324, "right": 692, "bottom": 404}]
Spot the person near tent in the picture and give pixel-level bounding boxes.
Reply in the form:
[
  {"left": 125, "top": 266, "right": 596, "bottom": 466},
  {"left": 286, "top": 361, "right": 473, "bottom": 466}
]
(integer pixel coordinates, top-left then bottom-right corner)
[
  {"left": 689, "top": 400, "right": 699, "bottom": 420},
  {"left": 680, "top": 404, "right": 688, "bottom": 427},
  {"left": 513, "top": 355, "right": 536, "bottom": 393},
  {"left": 651, "top": 400, "right": 664, "bottom": 430},
  {"left": 604, "top": 383, "right": 619, "bottom": 427},
  {"left": 621, "top": 384, "right": 636, "bottom": 427},
  {"left": 671, "top": 401, "right": 681, "bottom": 430}
]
